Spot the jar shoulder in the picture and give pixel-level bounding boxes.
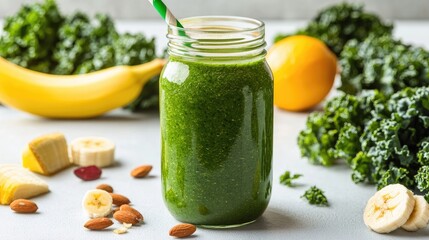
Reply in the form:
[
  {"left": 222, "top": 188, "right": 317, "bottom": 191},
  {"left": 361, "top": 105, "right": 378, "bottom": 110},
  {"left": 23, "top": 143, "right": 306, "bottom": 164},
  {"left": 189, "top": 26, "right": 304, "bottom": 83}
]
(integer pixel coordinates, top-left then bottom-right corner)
[{"left": 160, "top": 57, "right": 273, "bottom": 86}]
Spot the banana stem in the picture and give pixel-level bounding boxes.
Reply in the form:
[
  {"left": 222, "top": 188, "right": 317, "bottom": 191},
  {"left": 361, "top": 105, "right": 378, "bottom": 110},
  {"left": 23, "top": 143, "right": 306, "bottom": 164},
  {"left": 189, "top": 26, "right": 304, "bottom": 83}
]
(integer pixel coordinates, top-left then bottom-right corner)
[{"left": 129, "top": 58, "right": 166, "bottom": 85}]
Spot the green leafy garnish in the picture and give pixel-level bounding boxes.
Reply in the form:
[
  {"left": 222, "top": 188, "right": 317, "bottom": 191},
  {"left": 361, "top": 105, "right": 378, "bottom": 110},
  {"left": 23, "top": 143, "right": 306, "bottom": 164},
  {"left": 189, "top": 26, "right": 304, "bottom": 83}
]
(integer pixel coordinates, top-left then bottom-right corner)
[
  {"left": 377, "top": 167, "right": 414, "bottom": 190},
  {"left": 279, "top": 171, "right": 302, "bottom": 187},
  {"left": 298, "top": 90, "right": 386, "bottom": 166},
  {"left": 52, "top": 12, "right": 118, "bottom": 75},
  {"left": 0, "top": 0, "right": 158, "bottom": 111},
  {"left": 416, "top": 166, "right": 429, "bottom": 195},
  {"left": 298, "top": 87, "right": 429, "bottom": 196},
  {"left": 339, "top": 35, "right": 429, "bottom": 95},
  {"left": 274, "top": 3, "right": 392, "bottom": 56},
  {"left": 0, "top": 0, "right": 63, "bottom": 73},
  {"left": 301, "top": 186, "right": 329, "bottom": 206}
]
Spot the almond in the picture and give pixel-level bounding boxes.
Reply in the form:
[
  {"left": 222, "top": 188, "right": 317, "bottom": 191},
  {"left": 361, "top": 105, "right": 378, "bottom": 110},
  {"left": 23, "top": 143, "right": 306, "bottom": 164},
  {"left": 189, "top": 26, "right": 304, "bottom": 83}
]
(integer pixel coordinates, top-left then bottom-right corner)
[
  {"left": 120, "top": 204, "right": 144, "bottom": 222},
  {"left": 131, "top": 165, "right": 153, "bottom": 178},
  {"left": 84, "top": 218, "right": 113, "bottom": 230},
  {"left": 113, "top": 210, "right": 139, "bottom": 225},
  {"left": 10, "top": 199, "right": 38, "bottom": 213},
  {"left": 169, "top": 223, "right": 196, "bottom": 238},
  {"left": 110, "top": 193, "right": 130, "bottom": 206},
  {"left": 96, "top": 184, "right": 113, "bottom": 193}
]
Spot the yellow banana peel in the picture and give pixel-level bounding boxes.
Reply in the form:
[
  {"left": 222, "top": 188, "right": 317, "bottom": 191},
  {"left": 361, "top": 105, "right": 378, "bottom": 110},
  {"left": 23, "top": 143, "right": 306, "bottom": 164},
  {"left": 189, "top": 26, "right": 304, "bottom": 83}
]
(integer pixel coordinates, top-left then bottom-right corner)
[{"left": 0, "top": 57, "right": 165, "bottom": 118}]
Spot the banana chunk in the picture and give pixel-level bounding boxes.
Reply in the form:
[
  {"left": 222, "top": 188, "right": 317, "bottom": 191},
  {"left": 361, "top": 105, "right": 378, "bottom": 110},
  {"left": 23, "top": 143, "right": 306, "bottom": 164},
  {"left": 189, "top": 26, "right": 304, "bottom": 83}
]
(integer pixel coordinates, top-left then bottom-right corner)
[
  {"left": 0, "top": 164, "right": 49, "bottom": 205},
  {"left": 22, "top": 133, "right": 71, "bottom": 175},
  {"left": 70, "top": 137, "right": 115, "bottom": 168},
  {"left": 82, "top": 189, "right": 112, "bottom": 218},
  {"left": 364, "top": 184, "right": 415, "bottom": 233},
  {"left": 402, "top": 195, "right": 429, "bottom": 231}
]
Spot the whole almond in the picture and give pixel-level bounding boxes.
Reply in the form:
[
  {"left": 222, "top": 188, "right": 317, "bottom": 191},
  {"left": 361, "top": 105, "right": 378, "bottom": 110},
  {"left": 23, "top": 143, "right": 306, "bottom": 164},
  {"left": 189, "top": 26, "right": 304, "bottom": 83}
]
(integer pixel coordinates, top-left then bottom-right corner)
[
  {"left": 110, "top": 193, "right": 130, "bottom": 206},
  {"left": 10, "top": 199, "right": 38, "bottom": 213},
  {"left": 131, "top": 165, "right": 153, "bottom": 178},
  {"left": 113, "top": 210, "right": 139, "bottom": 225},
  {"left": 96, "top": 184, "right": 113, "bottom": 193},
  {"left": 169, "top": 223, "right": 196, "bottom": 238},
  {"left": 84, "top": 218, "right": 113, "bottom": 230},
  {"left": 120, "top": 204, "right": 144, "bottom": 222}
]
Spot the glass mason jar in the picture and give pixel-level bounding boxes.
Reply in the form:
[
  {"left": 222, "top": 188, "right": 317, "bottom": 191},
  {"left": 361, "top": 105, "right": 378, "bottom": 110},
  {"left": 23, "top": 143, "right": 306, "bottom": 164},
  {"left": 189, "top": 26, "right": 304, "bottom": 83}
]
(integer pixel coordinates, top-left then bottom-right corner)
[{"left": 160, "top": 16, "right": 273, "bottom": 228}]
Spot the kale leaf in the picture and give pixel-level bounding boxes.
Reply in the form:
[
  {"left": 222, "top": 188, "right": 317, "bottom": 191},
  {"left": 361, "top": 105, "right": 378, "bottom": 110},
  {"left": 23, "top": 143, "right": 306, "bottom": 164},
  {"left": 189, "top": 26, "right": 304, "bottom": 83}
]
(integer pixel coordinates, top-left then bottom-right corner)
[
  {"left": 53, "top": 13, "right": 118, "bottom": 75},
  {"left": 339, "top": 35, "right": 429, "bottom": 95},
  {"left": 0, "top": 0, "right": 63, "bottom": 73},
  {"left": 377, "top": 167, "right": 414, "bottom": 190},
  {"left": 298, "top": 87, "right": 429, "bottom": 197},
  {"left": 113, "top": 33, "right": 156, "bottom": 66},
  {"left": 279, "top": 171, "right": 302, "bottom": 187},
  {"left": 298, "top": 90, "right": 386, "bottom": 166},
  {"left": 416, "top": 166, "right": 429, "bottom": 194},
  {"left": 301, "top": 186, "right": 329, "bottom": 206},
  {"left": 274, "top": 3, "right": 392, "bottom": 56}
]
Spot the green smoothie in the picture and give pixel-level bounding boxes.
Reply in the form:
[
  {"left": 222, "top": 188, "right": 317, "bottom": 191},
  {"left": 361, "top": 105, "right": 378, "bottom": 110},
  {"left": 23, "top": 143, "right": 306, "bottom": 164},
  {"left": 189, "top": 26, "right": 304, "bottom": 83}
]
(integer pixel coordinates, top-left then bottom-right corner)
[{"left": 160, "top": 56, "right": 273, "bottom": 226}]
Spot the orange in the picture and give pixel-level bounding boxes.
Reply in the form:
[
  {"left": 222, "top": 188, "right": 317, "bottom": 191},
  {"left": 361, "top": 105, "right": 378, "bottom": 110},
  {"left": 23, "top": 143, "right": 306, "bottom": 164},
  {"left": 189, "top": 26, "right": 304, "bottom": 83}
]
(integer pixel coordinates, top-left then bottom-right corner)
[{"left": 267, "top": 35, "right": 337, "bottom": 111}]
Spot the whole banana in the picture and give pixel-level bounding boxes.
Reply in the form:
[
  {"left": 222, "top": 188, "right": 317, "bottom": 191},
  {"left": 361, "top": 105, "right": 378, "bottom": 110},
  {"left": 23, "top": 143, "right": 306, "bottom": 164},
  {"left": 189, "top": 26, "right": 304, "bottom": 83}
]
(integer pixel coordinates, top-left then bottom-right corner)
[{"left": 0, "top": 57, "right": 165, "bottom": 118}]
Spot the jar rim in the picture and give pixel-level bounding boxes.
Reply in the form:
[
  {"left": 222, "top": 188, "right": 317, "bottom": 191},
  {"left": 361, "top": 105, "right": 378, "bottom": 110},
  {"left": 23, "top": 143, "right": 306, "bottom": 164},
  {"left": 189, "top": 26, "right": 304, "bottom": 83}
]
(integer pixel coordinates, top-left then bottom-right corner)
[
  {"left": 168, "top": 16, "right": 265, "bottom": 35},
  {"left": 167, "top": 16, "right": 266, "bottom": 61}
]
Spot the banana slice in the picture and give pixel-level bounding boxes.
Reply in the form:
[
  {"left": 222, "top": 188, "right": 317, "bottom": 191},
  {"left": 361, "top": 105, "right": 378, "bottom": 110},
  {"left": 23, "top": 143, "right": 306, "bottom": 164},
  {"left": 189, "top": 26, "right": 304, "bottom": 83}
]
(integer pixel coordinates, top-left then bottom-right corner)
[
  {"left": 363, "top": 184, "right": 415, "bottom": 233},
  {"left": 71, "top": 137, "right": 115, "bottom": 168},
  {"left": 402, "top": 195, "right": 429, "bottom": 231},
  {"left": 82, "top": 189, "right": 112, "bottom": 218}
]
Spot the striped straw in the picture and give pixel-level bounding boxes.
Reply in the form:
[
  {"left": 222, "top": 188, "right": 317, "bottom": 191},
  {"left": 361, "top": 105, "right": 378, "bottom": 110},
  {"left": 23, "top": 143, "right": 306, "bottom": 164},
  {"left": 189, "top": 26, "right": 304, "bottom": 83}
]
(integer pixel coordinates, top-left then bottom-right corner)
[{"left": 147, "top": 0, "right": 185, "bottom": 30}]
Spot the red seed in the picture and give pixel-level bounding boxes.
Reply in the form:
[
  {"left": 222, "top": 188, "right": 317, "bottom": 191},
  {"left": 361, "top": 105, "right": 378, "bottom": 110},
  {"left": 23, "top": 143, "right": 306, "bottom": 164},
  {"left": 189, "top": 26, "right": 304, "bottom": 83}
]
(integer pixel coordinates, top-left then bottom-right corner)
[{"left": 74, "top": 165, "right": 102, "bottom": 181}]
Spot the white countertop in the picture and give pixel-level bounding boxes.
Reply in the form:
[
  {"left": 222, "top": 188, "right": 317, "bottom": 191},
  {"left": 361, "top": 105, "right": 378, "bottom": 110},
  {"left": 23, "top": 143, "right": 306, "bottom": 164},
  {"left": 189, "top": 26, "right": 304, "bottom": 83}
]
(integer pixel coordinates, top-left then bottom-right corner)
[{"left": 1, "top": 21, "right": 429, "bottom": 240}]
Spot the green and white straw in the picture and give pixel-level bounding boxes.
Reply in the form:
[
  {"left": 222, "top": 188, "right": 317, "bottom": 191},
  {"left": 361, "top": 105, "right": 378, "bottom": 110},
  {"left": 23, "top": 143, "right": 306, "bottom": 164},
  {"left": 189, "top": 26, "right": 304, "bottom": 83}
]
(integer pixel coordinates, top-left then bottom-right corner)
[{"left": 147, "top": 0, "right": 184, "bottom": 29}]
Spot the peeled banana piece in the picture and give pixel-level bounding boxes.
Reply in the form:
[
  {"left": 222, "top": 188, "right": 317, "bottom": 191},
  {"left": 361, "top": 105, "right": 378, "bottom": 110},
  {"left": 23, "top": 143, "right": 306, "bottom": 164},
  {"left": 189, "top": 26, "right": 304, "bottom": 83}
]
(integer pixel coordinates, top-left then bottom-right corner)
[
  {"left": 0, "top": 164, "right": 49, "bottom": 205},
  {"left": 82, "top": 189, "right": 112, "bottom": 218},
  {"left": 364, "top": 184, "right": 415, "bottom": 233},
  {"left": 70, "top": 137, "right": 115, "bottom": 167},
  {"left": 0, "top": 57, "right": 165, "bottom": 119},
  {"left": 402, "top": 195, "right": 429, "bottom": 231},
  {"left": 22, "top": 133, "right": 71, "bottom": 175}
]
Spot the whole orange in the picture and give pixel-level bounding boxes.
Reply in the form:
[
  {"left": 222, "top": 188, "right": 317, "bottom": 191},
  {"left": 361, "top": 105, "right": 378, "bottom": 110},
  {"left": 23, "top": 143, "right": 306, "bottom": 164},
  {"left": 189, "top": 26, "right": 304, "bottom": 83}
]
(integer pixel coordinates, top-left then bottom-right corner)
[{"left": 267, "top": 35, "right": 337, "bottom": 111}]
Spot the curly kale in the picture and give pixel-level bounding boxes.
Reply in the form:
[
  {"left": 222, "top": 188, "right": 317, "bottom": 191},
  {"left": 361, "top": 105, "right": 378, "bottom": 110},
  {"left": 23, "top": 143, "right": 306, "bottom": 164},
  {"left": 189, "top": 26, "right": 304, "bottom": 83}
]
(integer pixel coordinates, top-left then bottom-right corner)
[
  {"left": 279, "top": 171, "right": 302, "bottom": 187},
  {"left": 274, "top": 3, "right": 392, "bottom": 56},
  {"left": 0, "top": 0, "right": 159, "bottom": 111},
  {"left": 416, "top": 166, "right": 429, "bottom": 194},
  {"left": 339, "top": 35, "right": 429, "bottom": 95},
  {"left": 53, "top": 13, "right": 118, "bottom": 74},
  {"left": 417, "top": 141, "right": 429, "bottom": 166},
  {"left": 113, "top": 33, "right": 156, "bottom": 66},
  {"left": 298, "top": 90, "right": 386, "bottom": 166},
  {"left": 0, "top": 0, "right": 63, "bottom": 73},
  {"left": 377, "top": 167, "right": 414, "bottom": 190},
  {"left": 297, "top": 94, "right": 359, "bottom": 166},
  {"left": 298, "top": 87, "right": 429, "bottom": 196},
  {"left": 301, "top": 186, "right": 329, "bottom": 206}
]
